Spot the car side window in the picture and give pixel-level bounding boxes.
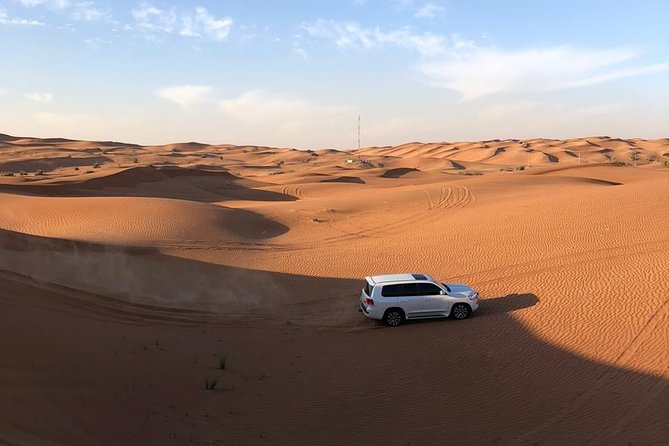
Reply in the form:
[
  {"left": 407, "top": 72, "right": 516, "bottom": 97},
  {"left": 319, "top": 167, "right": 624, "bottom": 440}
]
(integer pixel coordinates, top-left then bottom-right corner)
[
  {"left": 418, "top": 283, "right": 442, "bottom": 295},
  {"left": 401, "top": 283, "right": 421, "bottom": 297},
  {"left": 381, "top": 283, "right": 421, "bottom": 297},
  {"left": 381, "top": 284, "right": 403, "bottom": 297}
]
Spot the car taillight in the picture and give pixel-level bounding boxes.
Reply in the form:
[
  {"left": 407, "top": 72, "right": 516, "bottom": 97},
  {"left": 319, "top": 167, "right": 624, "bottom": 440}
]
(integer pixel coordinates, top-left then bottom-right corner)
[{"left": 364, "top": 298, "right": 375, "bottom": 306}]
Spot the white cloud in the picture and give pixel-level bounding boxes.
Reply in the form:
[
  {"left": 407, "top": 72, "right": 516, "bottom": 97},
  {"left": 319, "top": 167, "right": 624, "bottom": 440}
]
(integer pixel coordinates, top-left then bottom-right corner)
[
  {"left": 71, "top": 1, "right": 110, "bottom": 22},
  {"left": 132, "top": 4, "right": 176, "bottom": 33},
  {"left": 420, "top": 46, "right": 669, "bottom": 100},
  {"left": 304, "top": 20, "right": 667, "bottom": 100},
  {"left": 415, "top": 2, "right": 445, "bottom": 19},
  {"left": 561, "top": 63, "right": 669, "bottom": 89},
  {"left": 219, "top": 90, "right": 351, "bottom": 139},
  {"left": 133, "top": 4, "right": 232, "bottom": 41},
  {"left": 0, "top": 9, "right": 44, "bottom": 25},
  {"left": 157, "top": 85, "right": 213, "bottom": 107},
  {"left": 13, "top": 0, "right": 112, "bottom": 22},
  {"left": 26, "top": 92, "right": 53, "bottom": 102},
  {"left": 84, "top": 37, "right": 110, "bottom": 50},
  {"left": 181, "top": 7, "right": 232, "bottom": 40},
  {"left": 293, "top": 43, "right": 307, "bottom": 60},
  {"left": 303, "top": 20, "right": 375, "bottom": 49},
  {"left": 14, "top": 0, "right": 69, "bottom": 8},
  {"left": 302, "top": 20, "right": 447, "bottom": 57}
]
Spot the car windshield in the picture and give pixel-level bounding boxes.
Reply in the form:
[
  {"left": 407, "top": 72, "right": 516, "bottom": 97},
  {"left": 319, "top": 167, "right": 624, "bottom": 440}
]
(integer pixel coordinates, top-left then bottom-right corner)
[{"left": 441, "top": 283, "right": 451, "bottom": 293}]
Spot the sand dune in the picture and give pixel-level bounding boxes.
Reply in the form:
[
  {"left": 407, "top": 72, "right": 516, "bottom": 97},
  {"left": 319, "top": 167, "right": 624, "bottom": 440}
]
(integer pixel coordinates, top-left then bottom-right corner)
[{"left": 1, "top": 134, "right": 668, "bottom": 445}]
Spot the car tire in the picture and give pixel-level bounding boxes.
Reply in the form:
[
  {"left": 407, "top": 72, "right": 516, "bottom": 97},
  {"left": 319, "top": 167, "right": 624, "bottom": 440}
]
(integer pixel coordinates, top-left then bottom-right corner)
[
  {"left": 383, "top": 308, "right": 405, "bottom": 327},
  {"left": 451, "top": 303, "right": 471, "bottom": 320}
]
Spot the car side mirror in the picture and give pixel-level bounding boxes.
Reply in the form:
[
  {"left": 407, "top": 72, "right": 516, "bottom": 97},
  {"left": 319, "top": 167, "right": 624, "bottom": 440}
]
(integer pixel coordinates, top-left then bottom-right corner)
[{"left": 439, "top": 290, "right": 446, "bottom": 295}]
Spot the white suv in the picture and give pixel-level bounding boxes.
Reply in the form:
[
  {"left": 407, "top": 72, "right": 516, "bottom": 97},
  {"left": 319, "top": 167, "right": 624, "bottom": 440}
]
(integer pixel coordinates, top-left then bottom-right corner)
[{"left": 359, "top": 273, "right": 479, "bottom": 326}]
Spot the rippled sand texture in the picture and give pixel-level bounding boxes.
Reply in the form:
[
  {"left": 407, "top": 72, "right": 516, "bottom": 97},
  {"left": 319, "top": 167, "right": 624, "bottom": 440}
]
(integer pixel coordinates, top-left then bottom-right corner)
[{"left": 1, "top": 134, "right": 668, "bottom": 445}]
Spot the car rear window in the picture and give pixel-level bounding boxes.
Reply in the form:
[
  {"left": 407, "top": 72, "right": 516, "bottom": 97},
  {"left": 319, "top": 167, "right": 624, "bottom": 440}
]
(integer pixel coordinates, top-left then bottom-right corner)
[
  {"left": 364, "top": 281, "right": 374, "bottom": 296},
  {"left": 381, "top": 283, "right": 420, "bottom": 297}
]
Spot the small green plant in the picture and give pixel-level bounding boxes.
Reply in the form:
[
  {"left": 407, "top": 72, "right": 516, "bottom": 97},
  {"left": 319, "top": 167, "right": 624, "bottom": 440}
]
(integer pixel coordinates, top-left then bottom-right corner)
[
  {"left": 663, "top": 160, "right": 669, "bottom": 168},
  {"left": 2, "top": 172, "right": 14, "bottom": 177},
  {"left": 515, "top": 165, "right": 525, "bottom": 171},
  {"left": 219, "top": 356, "right": 227, "bottom": 370},
  {"left": 205, "top": 378, "right": 218, "bottom": 390},
  {"left": 274, "top": 159, "right": 285, "bottom": 167},
  {"left": 74, "top": 166, "right": 80, "bottom": 171}
]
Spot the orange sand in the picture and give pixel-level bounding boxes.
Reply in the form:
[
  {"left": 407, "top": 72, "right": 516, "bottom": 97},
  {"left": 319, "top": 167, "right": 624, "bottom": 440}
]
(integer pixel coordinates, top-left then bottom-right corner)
[{"left": 1, "top": 133, "right": 668, "bottom": 445}]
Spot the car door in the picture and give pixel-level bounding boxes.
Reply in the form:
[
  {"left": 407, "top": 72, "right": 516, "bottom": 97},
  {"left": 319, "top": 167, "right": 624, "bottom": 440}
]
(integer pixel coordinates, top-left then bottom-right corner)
[
  {"left": 381, "top": 283, "right": 422, "bottom": 318},
  {"left": 418, "top": 282, "right": 449, "bottom": 316}
]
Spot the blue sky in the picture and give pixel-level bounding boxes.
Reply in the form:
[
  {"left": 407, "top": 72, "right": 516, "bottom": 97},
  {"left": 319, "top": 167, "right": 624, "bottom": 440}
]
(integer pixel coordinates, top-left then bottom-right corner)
[{"left": 1, "top": 0, "right": 667, "bottom": 148}]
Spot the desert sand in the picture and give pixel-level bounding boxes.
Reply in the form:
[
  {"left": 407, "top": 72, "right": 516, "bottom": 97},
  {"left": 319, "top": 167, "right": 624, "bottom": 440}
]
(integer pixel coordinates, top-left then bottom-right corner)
[{"left": 0, "top": 133, "right": 668, "bottom": 445}]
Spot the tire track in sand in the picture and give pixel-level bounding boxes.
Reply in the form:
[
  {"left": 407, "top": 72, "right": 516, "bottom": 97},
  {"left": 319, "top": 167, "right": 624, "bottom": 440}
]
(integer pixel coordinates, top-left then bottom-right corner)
[
  {"left": 318, "top": 186, "right": 472, "bottom": 246},
  {"left": 281, "top": 185, "right": 304, "bottom": 199}
]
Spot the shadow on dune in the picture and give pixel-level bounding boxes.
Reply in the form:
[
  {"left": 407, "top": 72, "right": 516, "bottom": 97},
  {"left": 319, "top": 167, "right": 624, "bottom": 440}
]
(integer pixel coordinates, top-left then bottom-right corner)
[
  {"left": 320, "top": 176, "right": 366, "bottom": 184},
  {"left": 0, "top": 165, "right": 296, "bottom": 203},
  {"left": 380, "top": 167, "right": 420, "bottom": 178},
  {"left": 0, "top": 155, "right": 113, "bottom": 173},
  {"left": 473, "top": 292, "right": 539, "bottom": 317},
  {"left": 450, "top": 160, "right": 466, "bottom": 170},
  {"left": 0, "top": 228, "right": 667, "bottom": 445}
]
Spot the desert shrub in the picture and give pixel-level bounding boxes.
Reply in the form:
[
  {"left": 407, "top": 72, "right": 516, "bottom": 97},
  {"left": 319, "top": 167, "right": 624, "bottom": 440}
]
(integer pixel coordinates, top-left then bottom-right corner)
[
  {"left": 515, "top": 165, "right": 525, "bottom": 171},
  {"left": 35, "top": 170, "right": 45, "bottom": 176},
  {"left": 458, "top": 170, "right": 483, "bottom": 176},
  {"left": 93, "top": 163, "right": 101, "bottom": 168},
  {"left": 74, "top": 166, "right": 80, "bottom": 171},
  {"left": 133, "top": 157, "right": 139, "bottom": 163},
  {"left": 274, "top": 159, "right": 285, "bottom": 167},
  {"left": 219, "top": 357, "right": 227, "bottom": 370},
  {"left": 19, "top": 171, "right": 27, "bottom": 176},
  {"left": 205, "top": 378, "right": 217, "bottom": 390},
  {"left": 2, "top": 172, "right": 14, "bottom": 177}
]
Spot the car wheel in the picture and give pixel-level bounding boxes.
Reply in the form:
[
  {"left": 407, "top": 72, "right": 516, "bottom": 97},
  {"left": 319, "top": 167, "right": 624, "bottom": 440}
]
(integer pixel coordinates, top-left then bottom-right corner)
[
  {"left": 451, "top": 303, "right": 471, "bottom": 320},
  {"left": 383, "top": 308, "right": 405, "bottom": 327}
]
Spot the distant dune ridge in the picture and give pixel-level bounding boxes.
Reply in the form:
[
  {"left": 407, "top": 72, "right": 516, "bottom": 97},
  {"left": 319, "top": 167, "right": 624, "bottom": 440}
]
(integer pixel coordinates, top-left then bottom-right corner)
[{"left": 1, "top": 133, "right": 668, "bottom": 445}]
